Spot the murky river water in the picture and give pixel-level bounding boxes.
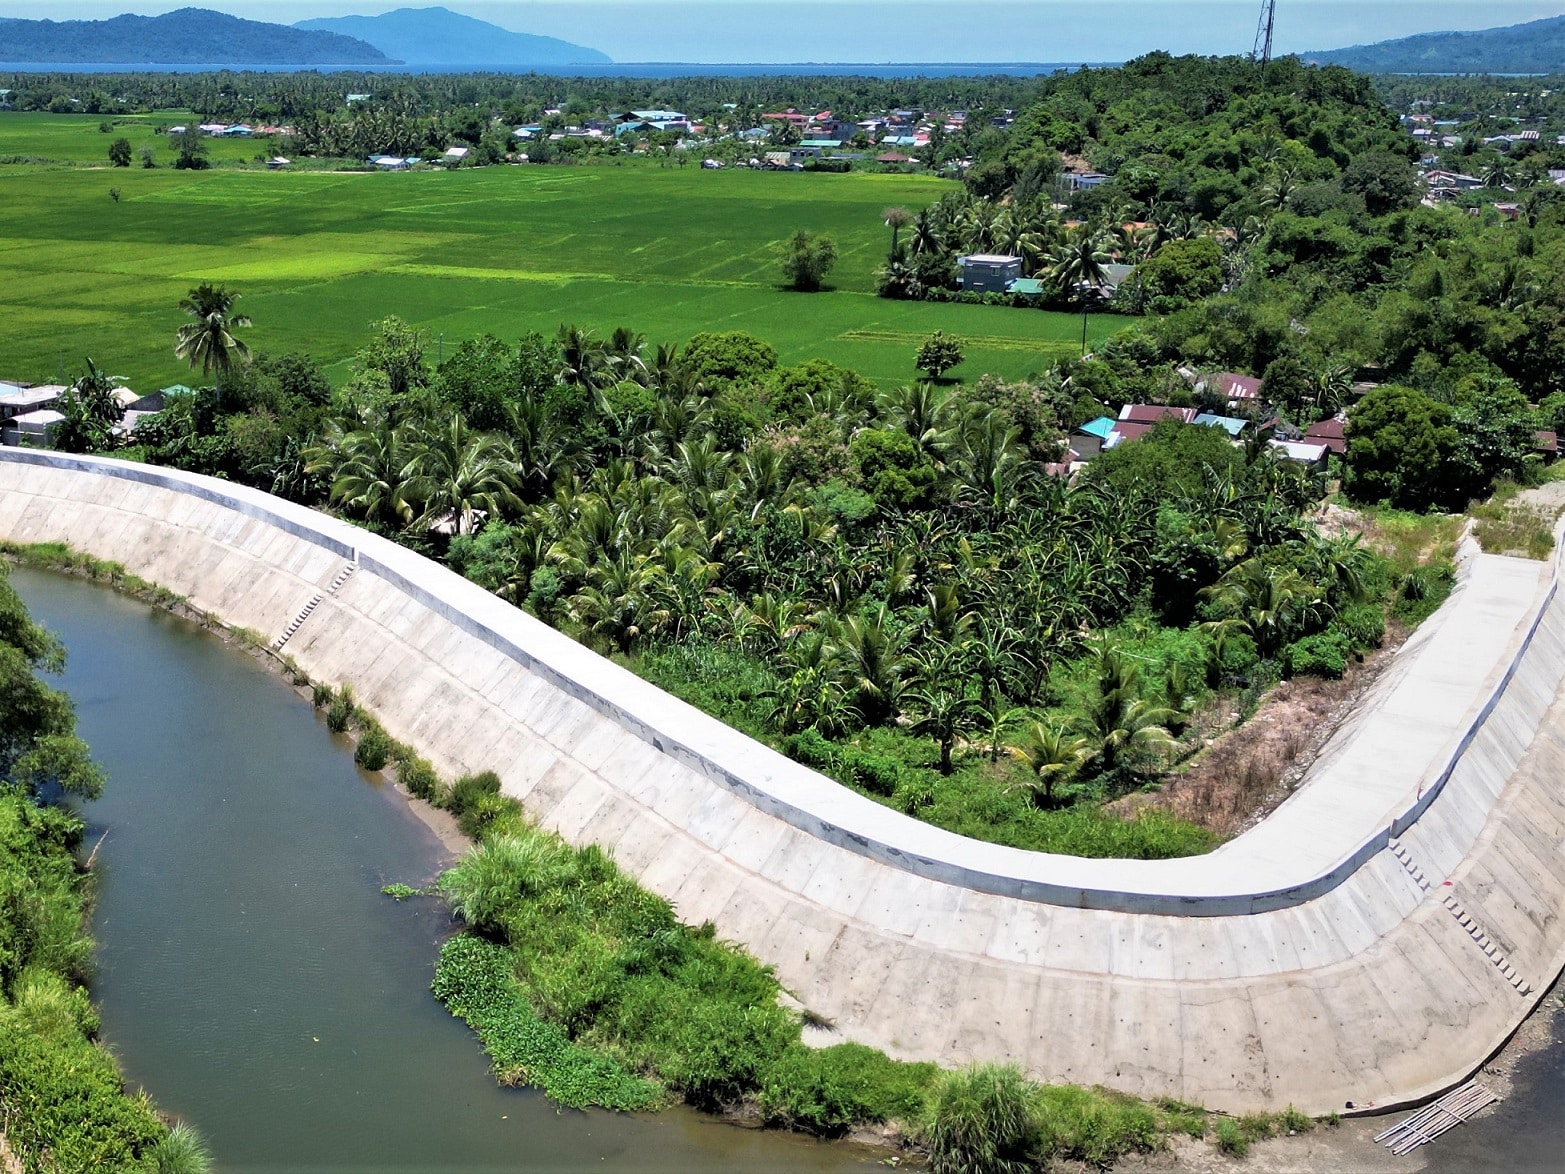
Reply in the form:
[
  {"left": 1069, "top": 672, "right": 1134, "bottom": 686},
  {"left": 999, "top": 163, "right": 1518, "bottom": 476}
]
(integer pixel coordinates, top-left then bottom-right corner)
[{"left": 15, "top": 567, "right": 876, "bottom": 1173}]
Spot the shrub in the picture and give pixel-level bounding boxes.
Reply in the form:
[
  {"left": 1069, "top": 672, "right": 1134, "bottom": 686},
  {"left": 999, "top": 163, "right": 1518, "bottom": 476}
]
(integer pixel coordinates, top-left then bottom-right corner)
[
  {"left": 924, "top": 1063, "right": 1042, "bottom": 1174},
  {"left": 447, "top": 770, "right": 503, "bottom": 819},
  {"left": 431, "top": 934, "right": 660, "bottom": 1111},
  {"left": 394, "top": 752, "right": 441, "bottom": 801},
  {"left": 761, "top": 1043, "right": 936, "bottom": 1134},
  {"left": 1335, "top": 603, "right": 1386, "bottom": 651},
  {"left": 656, "top": 998, "right": 796, "bottom": 1108},
  {"left": 457, "top": 791, "right": 513, "bottom": 839},
  {"left": 325, "top": 686, "right": 355, "bottom": 733},
  {"left": 354, "top": 724, "right": 393, "bottom": 772},
  {"left": 1034, "top": 1084, "right": 1161, "bottom": 1165},
  {"left": 1282, "top": 629, "right": 1351, "bottom": 679},
  {"left": 849, "top": 750, "right": 904, "bottom": 797}
]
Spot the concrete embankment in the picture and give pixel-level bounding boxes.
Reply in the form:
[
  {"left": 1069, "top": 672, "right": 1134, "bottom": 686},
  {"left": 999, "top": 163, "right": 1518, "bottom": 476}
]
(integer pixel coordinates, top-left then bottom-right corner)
[{"left": 2, "top": 449, "right": 1562, "bottom": 1115}]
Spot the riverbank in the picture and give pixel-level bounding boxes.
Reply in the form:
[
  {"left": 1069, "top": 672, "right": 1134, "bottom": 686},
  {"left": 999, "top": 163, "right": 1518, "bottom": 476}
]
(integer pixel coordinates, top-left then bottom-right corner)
[
  {"left": 16, "top": 541, "right": 1565, "bottom": 1170},
  {"left": 4, "top": 546, "right": 1322, "bottom": 1171},
  {"left": 4, "top": 447, "right": 1562, "bottom": 1132},
  {"left": 14, "top": 563, "right": 885, "bottom": 1171},
  {"left": 1115, "top": 979, "right": 1565, "bottom": 1173},
  {"left": 0, "top": 562, "right": 203, "bottom": 1173}
]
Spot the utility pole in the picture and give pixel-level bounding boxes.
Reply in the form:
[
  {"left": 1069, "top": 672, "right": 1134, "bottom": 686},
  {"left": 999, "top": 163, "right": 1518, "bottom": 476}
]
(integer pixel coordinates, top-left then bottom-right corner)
[{"left": 1253, "top": 0, "right": 1277, "bottom": 68}]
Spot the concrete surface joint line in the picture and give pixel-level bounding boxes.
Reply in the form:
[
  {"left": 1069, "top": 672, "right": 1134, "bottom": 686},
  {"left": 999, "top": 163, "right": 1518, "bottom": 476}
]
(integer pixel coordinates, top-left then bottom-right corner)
[{"left": 3, "top": 448, "right": 1564, "bottom": 1116}]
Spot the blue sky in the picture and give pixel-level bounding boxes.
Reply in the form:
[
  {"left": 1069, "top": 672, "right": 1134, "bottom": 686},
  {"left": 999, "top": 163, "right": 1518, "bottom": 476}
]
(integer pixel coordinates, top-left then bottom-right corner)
[{"left": 0, "top": 2, "right": 1556, "bottom": 62}]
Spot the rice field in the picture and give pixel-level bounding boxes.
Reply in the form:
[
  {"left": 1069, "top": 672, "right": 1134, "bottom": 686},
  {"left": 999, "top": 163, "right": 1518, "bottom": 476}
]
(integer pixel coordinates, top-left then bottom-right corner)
[{"left": 0, "top": 113, "right": 1119, "bottom": 391}]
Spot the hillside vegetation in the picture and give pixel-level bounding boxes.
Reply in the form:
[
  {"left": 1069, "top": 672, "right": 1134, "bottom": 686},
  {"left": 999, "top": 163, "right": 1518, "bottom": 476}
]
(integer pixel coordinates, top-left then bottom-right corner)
[
  {"left": 1305, "top": 15, "right": 1565, "bottom": 75},
  {"left": 295, "top": 7, "right": 610, "bottom": 67},
  {"left": 0, "top": 8, "right": 390, "bottom": 65}
]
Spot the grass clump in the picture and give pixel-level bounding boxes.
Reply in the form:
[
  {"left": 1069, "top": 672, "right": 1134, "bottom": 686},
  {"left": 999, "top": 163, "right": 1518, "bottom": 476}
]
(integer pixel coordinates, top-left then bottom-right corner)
[
  {"left": 924, "top": 1064, "right": 1042, "bottom": 1174},
  {"left": 325, "top": 684, "right": 355, "bottom": 733},
  {"left": 392, "top": 747, "right": 442, "bottom": 801},
  {"left": 1470, "top": 482, "right": 1558, "bottom": 560},
  {"left": 353, "top": 720, "right": 393, "bottom": 772},
  {"left": 1, "top": 540, "right": 185, "bottom": 609},
  {"left": 145, "top": 1121, "right": 215, "bottom": 1174}
]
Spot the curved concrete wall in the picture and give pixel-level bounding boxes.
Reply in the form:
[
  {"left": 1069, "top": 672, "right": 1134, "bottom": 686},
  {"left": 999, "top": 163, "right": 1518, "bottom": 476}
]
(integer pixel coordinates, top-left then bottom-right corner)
[{"left": 4, "top": 448, "right": 1563, "bottom": 1115}]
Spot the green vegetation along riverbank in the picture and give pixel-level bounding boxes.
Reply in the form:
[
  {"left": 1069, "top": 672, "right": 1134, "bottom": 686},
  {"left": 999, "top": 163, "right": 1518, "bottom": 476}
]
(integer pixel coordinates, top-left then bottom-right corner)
[
  {"left": 302, "top": 674, "right": 1323, "bottom": 1170},
  {"left": 0, "top": 561, "right": 209, "bottom": 1173}
]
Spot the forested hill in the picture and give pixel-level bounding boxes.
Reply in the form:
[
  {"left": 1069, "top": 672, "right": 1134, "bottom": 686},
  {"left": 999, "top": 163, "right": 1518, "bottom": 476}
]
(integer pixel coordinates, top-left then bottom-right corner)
[
  {"left": 1304, "top": 15, "right": 1565, "bottom": 74},
  {"left": 295, "top": 7, "right": 611, "bottom": 67},
  {"left": 0, "top": 8, "right": 393, "bottom": 65}
]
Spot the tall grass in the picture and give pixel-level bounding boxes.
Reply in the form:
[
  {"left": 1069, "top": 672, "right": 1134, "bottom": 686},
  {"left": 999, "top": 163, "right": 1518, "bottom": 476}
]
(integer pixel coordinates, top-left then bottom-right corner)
[{"left": 1470, "top": 482, "right": 1558, "bottom": 560}]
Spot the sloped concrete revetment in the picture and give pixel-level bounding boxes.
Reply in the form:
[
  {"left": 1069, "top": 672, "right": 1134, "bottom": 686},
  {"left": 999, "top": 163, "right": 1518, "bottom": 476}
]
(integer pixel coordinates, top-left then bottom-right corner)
[{"left": 2, "top": 449, "right": 1562, "bottom": 1116}]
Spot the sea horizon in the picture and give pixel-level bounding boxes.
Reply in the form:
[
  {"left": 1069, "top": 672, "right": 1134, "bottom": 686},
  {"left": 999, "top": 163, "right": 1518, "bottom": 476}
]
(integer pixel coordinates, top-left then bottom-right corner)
[{"left": 0, "top": 60, "right": 1107, "bottom": 78}]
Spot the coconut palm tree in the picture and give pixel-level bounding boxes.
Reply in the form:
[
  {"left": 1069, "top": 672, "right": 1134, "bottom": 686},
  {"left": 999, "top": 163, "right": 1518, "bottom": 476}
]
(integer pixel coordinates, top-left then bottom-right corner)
[
  {"left": 406, "top": 416, "right": 522, "bottom": 536},
  {"left": 1049, "top": 225, "right": 1112, "bottom": 356},
  {"left": 568, "top": 548, "right": 668, "bottom": 653},
  {"left": 833, "top": 605, "right": 909, "bottom": 727},
  {"left": 910, "top": 683, "right": 983, "bottom": 775},
  {"left": 1009, "top": 721, "right": 1091, "bottom": 806},
  {"left": 909, "top": 209, "right": 945, "bottom": 256},
  {"left": 557, "top": 324, "right": 609, "bottom": 391},
  {"left": 326, "top": 423, "right": 417, "bottom": 528},
  {"left": 1079, "top": 642, "right": 1181, "bottom": 773},
  {"left": 882, "top": 205, "right": 913, "bottom": 259},
  {"left": 174, "top": 283, "right": 251, "bottom": 387},
  {"left": 1199, "top": 557, "right": 1318, "bottom": 659}
]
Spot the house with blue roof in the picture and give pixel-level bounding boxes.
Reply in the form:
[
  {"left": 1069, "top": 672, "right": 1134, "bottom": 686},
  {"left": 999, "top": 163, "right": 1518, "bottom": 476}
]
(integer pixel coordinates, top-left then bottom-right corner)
[
  {"left": 1071, "top": 416, "right": 1118, "bottom": 459},
  {"left": 1193, "top": 413, "right": 1249, "bottom": 437}
]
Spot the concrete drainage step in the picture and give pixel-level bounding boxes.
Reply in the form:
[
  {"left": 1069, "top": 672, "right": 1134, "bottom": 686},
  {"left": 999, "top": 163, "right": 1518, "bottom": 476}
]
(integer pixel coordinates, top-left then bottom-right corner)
[
  {"left": 327, "top": 561, "right": 359, "bottom": 594},
  {"left": 271, "top": 592, "right": 324, "bottom": 651},
  {"left": 1390, "top": 839, "right": 1531, "bottom": 996},
  {"left": 1440, "top": 892, "right": 1533, "bottom": 996}
]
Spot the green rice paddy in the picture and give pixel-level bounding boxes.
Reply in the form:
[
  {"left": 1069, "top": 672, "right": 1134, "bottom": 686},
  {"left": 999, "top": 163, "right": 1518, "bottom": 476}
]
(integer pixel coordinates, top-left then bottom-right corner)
[{"left": 0, "top": 113, "right": 1118, "bottom": 391}]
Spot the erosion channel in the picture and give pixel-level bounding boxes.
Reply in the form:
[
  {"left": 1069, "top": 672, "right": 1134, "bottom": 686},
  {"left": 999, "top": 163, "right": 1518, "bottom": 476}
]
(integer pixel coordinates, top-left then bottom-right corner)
[{"left": 15, "top": 565, "right": 875, "bottom": 1172}]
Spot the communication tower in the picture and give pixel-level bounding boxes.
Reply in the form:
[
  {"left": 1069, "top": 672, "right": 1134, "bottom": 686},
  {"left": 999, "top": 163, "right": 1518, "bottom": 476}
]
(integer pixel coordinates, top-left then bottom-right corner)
[{"left": 1253, "top": 0, "right": 1277, "bottom": 66}]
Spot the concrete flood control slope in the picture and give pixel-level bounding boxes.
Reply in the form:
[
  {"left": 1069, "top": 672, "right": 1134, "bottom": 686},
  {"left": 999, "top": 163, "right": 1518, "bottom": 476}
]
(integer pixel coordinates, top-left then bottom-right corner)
[{"left": 2, "top": 449, "right": 1562, "bottom": 1116}]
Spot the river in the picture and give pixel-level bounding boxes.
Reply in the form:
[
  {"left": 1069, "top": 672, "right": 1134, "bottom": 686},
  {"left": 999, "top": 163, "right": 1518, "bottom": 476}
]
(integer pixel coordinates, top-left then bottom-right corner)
[{"left": 14, "top": 566, "right": 876, "bottom": 1173}]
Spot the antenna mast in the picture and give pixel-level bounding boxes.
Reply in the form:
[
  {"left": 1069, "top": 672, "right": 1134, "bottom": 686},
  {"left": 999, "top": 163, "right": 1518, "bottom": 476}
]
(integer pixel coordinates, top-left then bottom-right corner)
[{"left": 1253, "top": 0, "right": 1277, "bottom": 66}]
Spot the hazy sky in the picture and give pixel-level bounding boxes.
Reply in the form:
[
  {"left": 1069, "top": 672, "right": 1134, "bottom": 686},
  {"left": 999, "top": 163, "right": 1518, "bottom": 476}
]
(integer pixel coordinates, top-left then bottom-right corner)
[{"left": 0, "top": 2, "right": 1556, "bottom": 63}]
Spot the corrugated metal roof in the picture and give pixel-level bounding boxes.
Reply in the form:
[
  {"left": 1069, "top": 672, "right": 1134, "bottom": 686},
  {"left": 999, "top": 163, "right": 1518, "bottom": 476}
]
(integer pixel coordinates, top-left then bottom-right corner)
[{"left": 1076, "top": 417, "right": 1116, "bottom": 440}]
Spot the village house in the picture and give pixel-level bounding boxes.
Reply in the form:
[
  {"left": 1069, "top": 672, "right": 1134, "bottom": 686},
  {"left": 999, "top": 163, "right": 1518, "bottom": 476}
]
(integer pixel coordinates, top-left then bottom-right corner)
[
  {"left": 0, "top": 383, "right": 65, "bottom": 425},
  {"left": 956, "top": 254, "right": 1023, "bottom": 293},
  {"left": 1303, "top": 417, "right": 1348, "bottom": 455},
  {"left": 1, "top": 411, "right": 64, "bottom": 447},
  {"left": 1118, "top": 404, "right": 1197, "bottom": 425}
]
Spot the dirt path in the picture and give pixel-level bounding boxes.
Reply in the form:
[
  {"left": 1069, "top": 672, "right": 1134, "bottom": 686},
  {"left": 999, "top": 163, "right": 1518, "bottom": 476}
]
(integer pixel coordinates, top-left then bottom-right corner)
[{"left": 1109, "top": 625, "right": 1409, "bottom": 838}]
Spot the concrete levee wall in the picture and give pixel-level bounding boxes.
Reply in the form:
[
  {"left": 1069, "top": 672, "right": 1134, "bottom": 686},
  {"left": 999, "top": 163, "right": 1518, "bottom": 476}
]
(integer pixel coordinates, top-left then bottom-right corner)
[{"left": 3, "top": 448, "right": 1563, "bottom": 1115}]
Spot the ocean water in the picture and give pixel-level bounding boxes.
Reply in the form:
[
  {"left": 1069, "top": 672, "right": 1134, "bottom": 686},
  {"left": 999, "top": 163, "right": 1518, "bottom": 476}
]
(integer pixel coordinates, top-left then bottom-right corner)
[{"left": 0, "top": 60, "right": 1095, "bottom": 78}]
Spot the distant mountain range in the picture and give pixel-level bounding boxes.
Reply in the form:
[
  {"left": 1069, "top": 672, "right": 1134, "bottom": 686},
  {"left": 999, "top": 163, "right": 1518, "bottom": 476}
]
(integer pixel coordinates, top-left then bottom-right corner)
[
  {"left": 0, "top": 7, "right": 391, "bottom": 65},
  {"left": 296, "top": 7, "right": 611, "bottom": 67},
  {"left": 1304, "top": 15, "right": 1565, "bottom": 74},
  {"left": 0, "top": 6, "right": 609, "bottom": 68}
]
